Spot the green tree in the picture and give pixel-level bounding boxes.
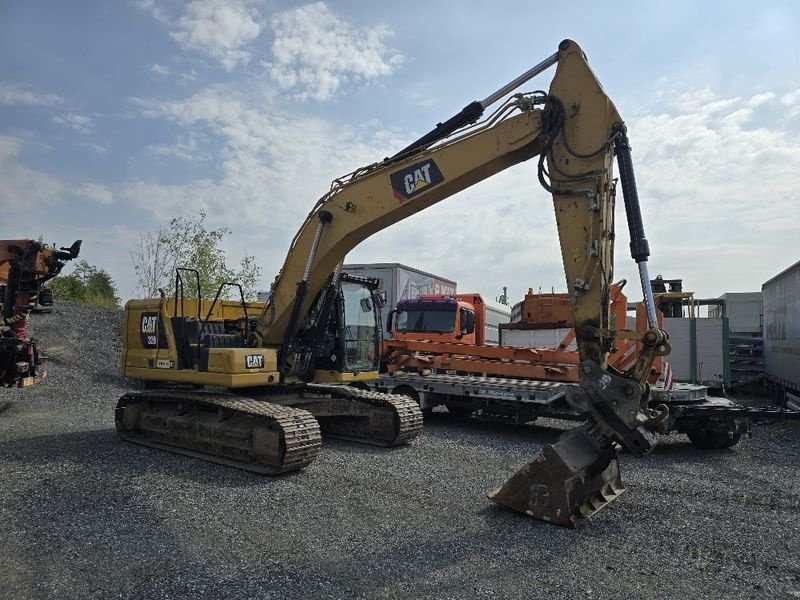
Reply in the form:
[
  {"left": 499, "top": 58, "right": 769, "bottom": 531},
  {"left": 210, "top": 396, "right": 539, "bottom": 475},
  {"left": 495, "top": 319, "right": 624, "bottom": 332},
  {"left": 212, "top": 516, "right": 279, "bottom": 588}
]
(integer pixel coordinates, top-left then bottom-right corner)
[
  {"left": 50, "top": 260, "right": 120, "bottom": 308},
  {"left": 130, "top": 210, "right": 262, "bottom": 300}
]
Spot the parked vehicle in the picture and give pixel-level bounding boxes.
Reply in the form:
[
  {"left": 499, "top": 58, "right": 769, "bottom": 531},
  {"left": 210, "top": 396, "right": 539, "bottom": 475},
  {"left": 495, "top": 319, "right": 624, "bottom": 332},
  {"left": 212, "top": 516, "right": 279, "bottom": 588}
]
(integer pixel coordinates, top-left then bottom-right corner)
[
  {"left": 385, "top": 292, "right": 511, "bottom": 348},
  {"left": 342, "top": 263, "right": 456, "bottom": 338},
  {"left": 762, "top": 259, "right": 800, "bottom": 409}
]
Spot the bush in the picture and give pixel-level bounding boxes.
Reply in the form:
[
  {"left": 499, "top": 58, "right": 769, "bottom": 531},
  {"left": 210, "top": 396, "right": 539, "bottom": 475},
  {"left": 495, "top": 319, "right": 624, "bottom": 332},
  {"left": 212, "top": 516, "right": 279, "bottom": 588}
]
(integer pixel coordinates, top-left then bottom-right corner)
[{"left": 50, "top": 260, "right": 120, "bottom": 309}]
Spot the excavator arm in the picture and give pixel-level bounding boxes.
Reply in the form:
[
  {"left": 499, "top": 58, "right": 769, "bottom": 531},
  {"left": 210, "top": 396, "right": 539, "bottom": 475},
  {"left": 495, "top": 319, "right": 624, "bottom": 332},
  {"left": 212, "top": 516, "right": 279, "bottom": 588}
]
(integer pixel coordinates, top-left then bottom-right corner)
[{"left": 251, "top": 39, "right": 669, "bottom": 526}]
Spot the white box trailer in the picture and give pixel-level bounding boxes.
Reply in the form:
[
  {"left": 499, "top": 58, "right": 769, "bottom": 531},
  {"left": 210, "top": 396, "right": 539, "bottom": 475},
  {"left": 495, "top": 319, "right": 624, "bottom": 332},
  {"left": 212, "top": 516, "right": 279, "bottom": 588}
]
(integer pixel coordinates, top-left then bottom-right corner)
[
  {"left": 709, "top": 292, "right": 762, "bottom": 335},
  {"left": 762, "top": 259, "right": 800, "bottom": 409},
  {"left": 481, "top": 300, "right": 512, "bottom": 345},
  {"left": 499, "top": 326, "right": 576, "bottom": 350},
  {"left": 342, "top": 263, "right": 456, "bottom": 338},
  {"left": 661, "top": 317, "right": 729, "bottom": 388}
]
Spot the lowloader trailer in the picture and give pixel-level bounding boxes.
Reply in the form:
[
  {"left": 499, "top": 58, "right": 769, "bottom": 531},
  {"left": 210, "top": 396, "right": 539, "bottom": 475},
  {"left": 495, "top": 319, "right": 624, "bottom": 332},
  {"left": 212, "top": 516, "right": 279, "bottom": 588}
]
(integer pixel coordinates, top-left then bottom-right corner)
[{"left": 373, "top": 371, "right": 800, "bottom": 449}]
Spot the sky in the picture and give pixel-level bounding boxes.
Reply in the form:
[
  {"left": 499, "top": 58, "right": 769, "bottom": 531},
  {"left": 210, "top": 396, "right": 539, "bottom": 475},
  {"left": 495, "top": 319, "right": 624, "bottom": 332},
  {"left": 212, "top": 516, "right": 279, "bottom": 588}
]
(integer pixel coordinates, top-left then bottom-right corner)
[{"left": 1, "top": 0, "right": 799, "bottom": 306}]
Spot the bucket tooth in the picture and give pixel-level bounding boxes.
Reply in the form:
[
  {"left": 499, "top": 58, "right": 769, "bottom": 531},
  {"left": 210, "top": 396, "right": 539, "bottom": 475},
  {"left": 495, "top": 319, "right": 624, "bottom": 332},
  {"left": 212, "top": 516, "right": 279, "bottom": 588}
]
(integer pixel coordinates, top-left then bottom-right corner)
[{"left": 487, "top": 426, "right": 624, "bottom": 528}]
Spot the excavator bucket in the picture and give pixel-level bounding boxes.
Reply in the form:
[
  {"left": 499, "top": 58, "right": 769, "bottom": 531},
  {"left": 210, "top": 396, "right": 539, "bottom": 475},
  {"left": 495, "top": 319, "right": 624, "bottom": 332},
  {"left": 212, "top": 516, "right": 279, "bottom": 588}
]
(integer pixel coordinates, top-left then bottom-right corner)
[{"left": 487, "top": 426, "right": 624, "bottom": 528}]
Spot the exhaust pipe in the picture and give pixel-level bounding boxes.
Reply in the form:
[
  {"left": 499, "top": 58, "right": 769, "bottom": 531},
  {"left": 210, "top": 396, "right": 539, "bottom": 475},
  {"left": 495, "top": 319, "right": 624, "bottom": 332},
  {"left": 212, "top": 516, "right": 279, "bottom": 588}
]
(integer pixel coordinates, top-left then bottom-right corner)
[{"left": 487, "top": 425, "right": 624, "bottom": 528}]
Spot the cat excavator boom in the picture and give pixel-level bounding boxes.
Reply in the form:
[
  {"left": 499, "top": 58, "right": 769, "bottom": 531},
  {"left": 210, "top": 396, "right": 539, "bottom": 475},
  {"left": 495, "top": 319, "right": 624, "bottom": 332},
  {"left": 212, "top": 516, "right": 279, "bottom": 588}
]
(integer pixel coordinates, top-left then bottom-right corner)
[{"left": 117, "top": 39, "right": 669, "bottom": 526}]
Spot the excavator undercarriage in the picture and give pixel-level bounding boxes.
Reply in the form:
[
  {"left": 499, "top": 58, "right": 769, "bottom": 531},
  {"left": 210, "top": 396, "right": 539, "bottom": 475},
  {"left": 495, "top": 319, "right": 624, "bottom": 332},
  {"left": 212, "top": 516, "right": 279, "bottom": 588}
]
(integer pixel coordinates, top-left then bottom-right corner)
[{"left": 117, "top": 382, "right": 423, "bottom": 474}]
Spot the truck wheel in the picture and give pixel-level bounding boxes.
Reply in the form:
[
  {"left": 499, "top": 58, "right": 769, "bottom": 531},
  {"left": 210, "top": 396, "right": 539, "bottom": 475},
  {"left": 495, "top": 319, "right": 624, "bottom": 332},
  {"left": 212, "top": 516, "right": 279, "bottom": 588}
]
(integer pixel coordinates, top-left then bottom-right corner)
[
  {"left": 392, "top": 385, "right": 432, "bottom": 417},
  {"left": 687, "top": 429, "right": 741, "bottom": 450}
]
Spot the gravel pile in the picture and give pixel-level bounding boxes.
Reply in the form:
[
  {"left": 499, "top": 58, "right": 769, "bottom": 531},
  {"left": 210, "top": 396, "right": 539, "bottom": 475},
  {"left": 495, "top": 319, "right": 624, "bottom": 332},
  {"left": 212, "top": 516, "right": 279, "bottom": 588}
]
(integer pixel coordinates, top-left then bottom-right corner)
[{"left": 1, "top": 301, "right": 798, "bottom": 600}]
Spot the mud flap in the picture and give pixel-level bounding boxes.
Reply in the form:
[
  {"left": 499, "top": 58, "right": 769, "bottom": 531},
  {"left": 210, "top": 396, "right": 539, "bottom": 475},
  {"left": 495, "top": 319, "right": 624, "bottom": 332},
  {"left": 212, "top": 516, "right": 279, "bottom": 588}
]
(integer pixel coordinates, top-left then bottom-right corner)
[{"left": 487, "top": 425, "right": 624, "bottom": 528}]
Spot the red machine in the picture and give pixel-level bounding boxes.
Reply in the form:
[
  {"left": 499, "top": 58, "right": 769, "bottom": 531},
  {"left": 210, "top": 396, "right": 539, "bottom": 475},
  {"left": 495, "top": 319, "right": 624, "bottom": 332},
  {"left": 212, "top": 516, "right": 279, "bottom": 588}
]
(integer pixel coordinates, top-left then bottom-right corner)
[{"left": 1, "top": 239, "right": 81, "bottom": 386}]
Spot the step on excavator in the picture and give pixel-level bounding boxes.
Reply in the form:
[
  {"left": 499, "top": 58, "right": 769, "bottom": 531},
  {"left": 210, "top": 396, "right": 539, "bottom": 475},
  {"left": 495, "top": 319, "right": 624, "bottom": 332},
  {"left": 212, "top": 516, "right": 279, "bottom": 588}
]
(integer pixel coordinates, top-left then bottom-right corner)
[{"left": 118, "top": 39, "right": 670, "bottom": 527}]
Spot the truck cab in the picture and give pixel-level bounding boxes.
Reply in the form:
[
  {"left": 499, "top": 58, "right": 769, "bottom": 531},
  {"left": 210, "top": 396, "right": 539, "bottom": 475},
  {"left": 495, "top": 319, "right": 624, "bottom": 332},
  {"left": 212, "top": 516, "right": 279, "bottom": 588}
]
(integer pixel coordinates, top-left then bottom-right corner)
[{"left": 386, "top": 294, "right": 486, "bottom": 346}]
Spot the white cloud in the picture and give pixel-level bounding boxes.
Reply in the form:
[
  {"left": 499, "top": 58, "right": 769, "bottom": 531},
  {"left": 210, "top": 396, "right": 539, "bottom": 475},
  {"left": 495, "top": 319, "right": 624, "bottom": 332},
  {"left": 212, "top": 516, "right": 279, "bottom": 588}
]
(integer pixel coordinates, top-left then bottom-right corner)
[
  {"left": 0, "top": 134, "right": 24, "bottom": 161},
  {"left": 179, "top": 68, "right": 199, "bottom": 83},
  {"left": 170, "top": 0, "right": 262, "bottom": 71},
  {"left": 781, "top": 90, "right": 800, "bottom": 107},
  {"left": 127, "top": 83, "right": 408, "bottom": 286},
  {"left": 78, "top": 142, "right": 109, "bottom": 155},
  {"left": 265, "top": 2, "right": 404, "bottom": 101},
  {"left": 0, "top": 82, "right": 64, "bottom": 107},
  {"left": 0, "top": 136, "right": 64, "bottom": 211},
  {"left": 780, "top": 89, "right": 800, "bottom": 119},
  {"left": 623, "top": 87, "right": 800, "bottom": 296},
  {"left": 148, "top": 134, "right": 209, "bottom": 162},
  {"left": 51, "top": 112, "right": 94, "bottom": 134},
  {"left": 73, "top": 183, "right": 114, "bottom": 205},
  {"left": 150, "top": 63, "right": 172, "bottom": 78},
  {"left": 749, "top": 92, "right": 775, "bottom": 107},
  {"left": 132, "top": 0, "right": 169, "bottom": 25}
]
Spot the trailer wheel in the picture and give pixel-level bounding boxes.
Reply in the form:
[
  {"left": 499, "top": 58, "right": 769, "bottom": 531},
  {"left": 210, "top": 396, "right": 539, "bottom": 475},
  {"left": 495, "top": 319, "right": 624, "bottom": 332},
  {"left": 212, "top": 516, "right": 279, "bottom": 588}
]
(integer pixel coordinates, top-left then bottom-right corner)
[
  {"left": 772, "top": 383, "right": 787, "bottom": 408},
  {"left": 687, "top": 429, "right": 741, "bottom": 450},
  {"left": 392, "top": 385, "right": 432, "bottom": 417}
]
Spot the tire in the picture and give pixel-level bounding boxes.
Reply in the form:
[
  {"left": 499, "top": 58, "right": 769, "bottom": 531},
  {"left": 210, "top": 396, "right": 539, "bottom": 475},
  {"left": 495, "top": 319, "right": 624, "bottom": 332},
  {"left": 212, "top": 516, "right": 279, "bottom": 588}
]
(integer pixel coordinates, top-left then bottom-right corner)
[
  {"left": 773, "top": 383, "right": 788, "bottom": 408},
  {"left": 392, "top": 385, "right": 432, "bottom": 417}
]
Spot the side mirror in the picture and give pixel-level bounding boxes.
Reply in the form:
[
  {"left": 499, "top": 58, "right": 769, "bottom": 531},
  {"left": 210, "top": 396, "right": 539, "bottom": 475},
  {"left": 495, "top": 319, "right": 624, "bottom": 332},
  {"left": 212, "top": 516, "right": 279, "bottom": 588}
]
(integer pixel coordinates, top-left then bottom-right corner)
[
  {"left": 377, "top": 290, "right": 387, "bottom": 308},
  {"left": 385, "top": 309, "right": 397, "bottom": 333},
  {"left": 462, "top": 310, "right": 476, "bottom": 334}
]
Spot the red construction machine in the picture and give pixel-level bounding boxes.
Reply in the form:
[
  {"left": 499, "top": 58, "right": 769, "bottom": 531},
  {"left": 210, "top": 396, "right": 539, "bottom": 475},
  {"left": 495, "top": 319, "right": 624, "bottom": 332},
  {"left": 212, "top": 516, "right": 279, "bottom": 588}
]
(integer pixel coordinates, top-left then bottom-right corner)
[{"left": 0, "top": 239, "right": 81, "bottom": 386}]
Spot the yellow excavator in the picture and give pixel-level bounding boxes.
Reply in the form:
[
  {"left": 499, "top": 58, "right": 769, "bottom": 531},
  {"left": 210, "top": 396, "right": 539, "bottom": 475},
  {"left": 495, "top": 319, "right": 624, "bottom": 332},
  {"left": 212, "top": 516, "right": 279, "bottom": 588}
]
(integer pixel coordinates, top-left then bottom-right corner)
[{"left": 117, "top": 39, "right": 670, "bottom": 527}]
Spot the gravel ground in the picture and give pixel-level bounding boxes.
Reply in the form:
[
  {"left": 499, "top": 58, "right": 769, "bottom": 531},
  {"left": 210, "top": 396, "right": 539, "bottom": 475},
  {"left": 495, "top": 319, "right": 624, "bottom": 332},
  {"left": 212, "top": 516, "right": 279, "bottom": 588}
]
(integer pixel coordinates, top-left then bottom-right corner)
[{"left": 1, "top": 301, "right": 798, "bottom": 600}]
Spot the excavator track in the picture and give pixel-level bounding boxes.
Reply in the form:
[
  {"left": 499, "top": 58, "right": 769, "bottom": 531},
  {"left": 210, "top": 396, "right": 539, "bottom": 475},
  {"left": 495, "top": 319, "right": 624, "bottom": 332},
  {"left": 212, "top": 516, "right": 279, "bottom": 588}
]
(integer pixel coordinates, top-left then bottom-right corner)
[
  {"left": 115, "top": 390, "right": 322, "bottom": 474},
  {"left": 289, "top": 384, "right": 424, "bottom": 446}
]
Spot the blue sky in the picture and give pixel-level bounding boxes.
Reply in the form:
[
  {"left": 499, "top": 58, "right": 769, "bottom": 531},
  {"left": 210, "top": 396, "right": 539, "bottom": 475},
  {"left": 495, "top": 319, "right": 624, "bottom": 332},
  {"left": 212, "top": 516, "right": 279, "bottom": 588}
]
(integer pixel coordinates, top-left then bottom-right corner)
[{"left": 1, "top": 1, "right": 799, "bottom": 304}]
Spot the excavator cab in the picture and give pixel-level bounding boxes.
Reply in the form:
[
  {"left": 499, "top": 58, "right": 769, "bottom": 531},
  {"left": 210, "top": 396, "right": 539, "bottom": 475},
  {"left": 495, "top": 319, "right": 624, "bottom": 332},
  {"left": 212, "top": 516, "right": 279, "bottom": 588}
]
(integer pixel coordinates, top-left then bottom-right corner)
[{"left": 297, "top": 273, "right": 384, "bottom": 378}]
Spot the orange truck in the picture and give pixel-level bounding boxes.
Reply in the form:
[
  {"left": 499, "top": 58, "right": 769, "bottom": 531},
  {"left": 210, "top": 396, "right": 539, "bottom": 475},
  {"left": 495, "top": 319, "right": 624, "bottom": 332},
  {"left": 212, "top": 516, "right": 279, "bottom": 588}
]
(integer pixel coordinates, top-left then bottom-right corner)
[{"left": 385, "top": 293, "right": 510, "bottom": 347}]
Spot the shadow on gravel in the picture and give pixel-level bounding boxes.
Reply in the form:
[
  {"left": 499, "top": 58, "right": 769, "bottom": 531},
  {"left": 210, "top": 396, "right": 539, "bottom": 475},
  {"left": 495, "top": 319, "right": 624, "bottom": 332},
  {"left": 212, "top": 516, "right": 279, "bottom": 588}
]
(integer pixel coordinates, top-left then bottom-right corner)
[
  {"left": 423, "top": 412, "right": 572, "bottom": 444},
  {"left": 276, "top": 502, "right": 630, "bottom": 599},
  {"left": 0, "top": 428, "right": 303, "bottom": 487}
]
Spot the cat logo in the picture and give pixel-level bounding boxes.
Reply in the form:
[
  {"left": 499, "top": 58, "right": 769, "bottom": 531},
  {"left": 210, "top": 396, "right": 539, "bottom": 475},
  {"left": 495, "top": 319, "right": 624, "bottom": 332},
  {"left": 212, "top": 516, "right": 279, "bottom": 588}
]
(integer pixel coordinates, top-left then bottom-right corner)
[
  {"left": 390, "top": 160, "right": 444, "bottom": 201},
  {"left": 245, "top": 354, "right": 264, "bottom": 369},
  {"left": 156, "top": 359, "right": 174, "bottom": 369},
  {"left": 141, "top": 315, "right": 157, "bottom": 334},
  {"left": 140, "top": 312, "right": 164, "bottom": 349}
]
